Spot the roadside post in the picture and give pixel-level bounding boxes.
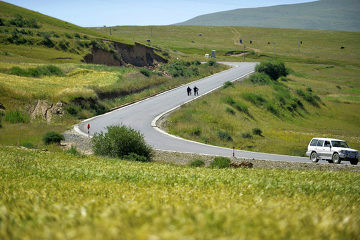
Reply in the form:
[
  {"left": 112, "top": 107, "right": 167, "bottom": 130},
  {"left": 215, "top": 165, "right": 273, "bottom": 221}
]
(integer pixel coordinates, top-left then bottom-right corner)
[
  {"left": 87, "top": 123, "right": 90, "bottom": 136},
  {"left": 233, "top": 146, "right": 235, "bottom": 157}
]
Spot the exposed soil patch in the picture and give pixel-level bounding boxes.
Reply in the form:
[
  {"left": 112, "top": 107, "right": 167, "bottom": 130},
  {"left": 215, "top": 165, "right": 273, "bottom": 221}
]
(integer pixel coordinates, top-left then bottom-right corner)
[
  {"left": 30, "top": 100, "right": 64, "bottom": 123},
  {"left": 83, "top": 42, "right": 167, "bottom": 67}
]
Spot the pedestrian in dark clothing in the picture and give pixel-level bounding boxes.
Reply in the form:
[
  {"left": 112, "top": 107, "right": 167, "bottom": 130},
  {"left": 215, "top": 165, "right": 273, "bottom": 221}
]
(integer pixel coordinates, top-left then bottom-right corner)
[
  {"left": 187, "top": 86, "right": 192, "bottom": 96},
  {"left": 194, "top": 86, "right": 199, "bottom": 96}
]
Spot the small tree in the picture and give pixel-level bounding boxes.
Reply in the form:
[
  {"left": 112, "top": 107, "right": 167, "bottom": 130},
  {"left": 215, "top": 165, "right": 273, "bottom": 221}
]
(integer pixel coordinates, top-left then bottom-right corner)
[
  {"left": 43, "top": 132, "right": 64, "bottom": 145},
  {"left": 92, "top": 125, "right": 153, "bottom": 161},
  {"left": 255, "top": 60, "right": 288, "bottom": 80}
]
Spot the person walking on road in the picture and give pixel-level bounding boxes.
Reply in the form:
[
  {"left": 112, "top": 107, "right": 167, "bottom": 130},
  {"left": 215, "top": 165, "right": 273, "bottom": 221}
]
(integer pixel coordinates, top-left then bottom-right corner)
[
  {"left": 187, "top": 86, "right": 192, "bottom": 96},
  {"left": 193, "top": 86, "right": 199, "bottom": 96}
]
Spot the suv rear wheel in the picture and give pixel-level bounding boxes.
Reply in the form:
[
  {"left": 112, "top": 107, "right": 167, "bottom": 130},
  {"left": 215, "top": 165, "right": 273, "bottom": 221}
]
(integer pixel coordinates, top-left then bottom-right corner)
[
  {"left": 350, "top": 159, "right": 358, "bottom": 165},
  {"left": 310, "top": 151, "right": 319, "bottom": 162},
  {"left": 332, "top": 153, "right": 341, "bottom": 164}
]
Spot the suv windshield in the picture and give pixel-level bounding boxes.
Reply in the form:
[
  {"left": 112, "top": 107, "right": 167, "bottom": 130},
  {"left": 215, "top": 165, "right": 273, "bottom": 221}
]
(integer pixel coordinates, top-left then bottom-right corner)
[{"left": 331, "top": 141, "right": 349, "bottom": 148}]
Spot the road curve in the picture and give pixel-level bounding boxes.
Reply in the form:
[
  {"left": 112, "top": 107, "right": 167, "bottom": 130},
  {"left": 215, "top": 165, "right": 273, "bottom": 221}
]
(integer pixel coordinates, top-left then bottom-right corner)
[{"left": 76, "top": 62, "right": 310, "bottom": 163}]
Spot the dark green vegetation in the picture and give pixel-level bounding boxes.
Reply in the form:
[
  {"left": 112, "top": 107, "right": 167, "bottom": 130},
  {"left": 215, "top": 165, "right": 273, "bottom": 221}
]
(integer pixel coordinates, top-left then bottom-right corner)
[
  {"left": 92, "top": 125, "right": 153, "bottom": 162},
  {"left": 42, "top": 131, "right": 64, "bottom": 145},
  {"left": 1, "top": 145, "right": 359, "bottom": 239},
  {"left": 188, "top": 159, "right": 205, "bottom": 167},
  {"left": 177, "top": 0, "right": 360, "bottom": 32},
  {"left": 210, "top": 157, "right": 231, "bottom": 169}
]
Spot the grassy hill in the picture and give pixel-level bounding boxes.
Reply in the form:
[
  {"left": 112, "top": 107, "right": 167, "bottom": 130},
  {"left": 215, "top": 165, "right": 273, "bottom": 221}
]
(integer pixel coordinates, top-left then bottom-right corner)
[
  {"left": 177, "top": 0, "right": 360, "bottom": 32},
  {"left": 0, "top": 145, "right": 359, "bottom": 239}
]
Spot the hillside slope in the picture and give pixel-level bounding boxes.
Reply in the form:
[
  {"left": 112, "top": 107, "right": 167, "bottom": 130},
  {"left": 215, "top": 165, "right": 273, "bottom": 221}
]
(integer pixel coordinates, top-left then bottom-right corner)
[
  {"left": 0, "top": 1, "right": 165, "bottom": 66},
  {"left": 177, "top": 0, "right": 360, "bottom": 32}
]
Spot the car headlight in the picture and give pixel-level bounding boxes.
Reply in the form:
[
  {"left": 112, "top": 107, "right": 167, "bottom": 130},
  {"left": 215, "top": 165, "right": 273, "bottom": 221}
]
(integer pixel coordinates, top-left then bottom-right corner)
[{"left": 340, "top": 150, "right": 347, "bottom": 154}]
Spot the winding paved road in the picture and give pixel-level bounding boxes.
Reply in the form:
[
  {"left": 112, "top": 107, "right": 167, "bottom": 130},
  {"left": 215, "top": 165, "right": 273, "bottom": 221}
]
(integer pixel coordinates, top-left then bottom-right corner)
[{"left": 76, "top": 62, "right": 311, "bottom": 163}]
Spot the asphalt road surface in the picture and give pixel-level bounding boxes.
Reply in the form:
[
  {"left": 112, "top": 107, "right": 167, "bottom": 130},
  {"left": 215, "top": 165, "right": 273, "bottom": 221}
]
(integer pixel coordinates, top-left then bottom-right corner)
[{"left": 76, "top": 62, "right": 314, "bottom": 163}]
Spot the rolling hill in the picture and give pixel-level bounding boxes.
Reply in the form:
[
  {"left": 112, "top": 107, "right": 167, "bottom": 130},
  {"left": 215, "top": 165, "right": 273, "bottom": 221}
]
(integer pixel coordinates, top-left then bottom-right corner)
[{"left": 177, "top": 0, "right": 360, "bottom": 32}]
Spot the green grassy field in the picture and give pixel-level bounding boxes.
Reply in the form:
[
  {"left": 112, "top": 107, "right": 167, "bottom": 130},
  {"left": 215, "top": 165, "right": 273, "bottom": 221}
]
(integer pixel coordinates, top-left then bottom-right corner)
[
  {"left": 0, "top": 145, "right": 359, "bottom": 239},
  {"left": 95, "top": 25, "right": 360, "bottom": 65}
]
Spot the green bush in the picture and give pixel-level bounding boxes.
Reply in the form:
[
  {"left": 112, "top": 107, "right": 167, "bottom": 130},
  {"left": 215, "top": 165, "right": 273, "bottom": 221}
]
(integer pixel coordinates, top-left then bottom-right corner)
[
  {"left": 296, "top": 89, "right": 320, "bottom": 107},
  {"left": 140, "top": 68, "right": 151, "bottom": 77},
  {"left": 191, "top": 127, "right": 201, "bottom": 136},
  {"left": 192, "top": 60, "right": 201, "bottom": 65},
  {"left": 92, "top": 125, "right": 153, "bottom": 161},
  {"left": 224, "top": 96, "right": 235, "bottom": 105},
  {"left": 217, "top": 130, "right": 232, "bottom": 141},
  {"left": 21, "top": 142, "right": 36, "bottom": 149},
  {"left": 164, "top": 60, "right": 200, "bottom": 78},
  {"left": 207, "top": 60, "right": 218, "bottom": 67},
  {"left": 266, "top": 103, "right": 279, "bottom": 116},
  {"left": 255, "top": 61, "right": 288, "bottom": 80},
  {"left": 66, "top": 105, "right": 79, "bottom": 116},
  {"left": 252, "top": 128, "right": 263, "bottom": 136},
  {"left": 4, "top": 110, "right": 30, "bottom": 123},
  {"left": 242, "top": 133, "right": 253, "bottom": 139},
  {"left": 210, "top": 157, "right": 231, "bottom": 169},
  {"left": 123, "top": 153, "right": 148, "bottom": 162},
  {"left": 65, "top": 146, "right": 81, "bottom": 156},
  {"left": 223, "top": 81, "right": 234, "bottom": 88},
  {"left": 249, "top": 73, "right": 272, "bottom": 85},
  {"left": 10, "top": 65, "right": 64, "bottom": 78},
  {"left": 233, "top": 101, "right": 249, "bottom": 115},
  {"left": 9, "top": 15, "right": 40, "bottom": 28},
  {"left": 189, "top": 159, "right": 205, "bottom": 167},
  {"left": 42, "top": 36, "right": 55, "bottom": 48},
  {"left": 242, "top": 93, "right": 267, "bottom": 106},
  {"left": 43, "top": 132, "right": 64, "bottom": 145}
]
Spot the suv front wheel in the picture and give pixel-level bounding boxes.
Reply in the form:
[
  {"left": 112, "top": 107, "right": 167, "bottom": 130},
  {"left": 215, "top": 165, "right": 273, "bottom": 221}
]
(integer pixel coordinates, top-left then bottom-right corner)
[
  {"left": 332, "top": 153, "right": 341, "bottom": 164},
  {"left": 310, "top": 151, "right": 319, "bottom": 162}
]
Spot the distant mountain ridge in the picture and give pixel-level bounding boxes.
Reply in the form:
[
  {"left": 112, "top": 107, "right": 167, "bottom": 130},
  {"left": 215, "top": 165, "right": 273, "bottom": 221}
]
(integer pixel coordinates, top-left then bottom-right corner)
[{"left": 177, "top": 0, "right": 360, "bottom": 32}]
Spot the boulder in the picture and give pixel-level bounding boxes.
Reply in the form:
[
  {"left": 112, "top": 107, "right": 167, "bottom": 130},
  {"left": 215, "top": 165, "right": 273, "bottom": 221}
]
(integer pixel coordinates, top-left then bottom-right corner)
[{"left": 230, "top": 161, "right": 253, "bottom": 169}]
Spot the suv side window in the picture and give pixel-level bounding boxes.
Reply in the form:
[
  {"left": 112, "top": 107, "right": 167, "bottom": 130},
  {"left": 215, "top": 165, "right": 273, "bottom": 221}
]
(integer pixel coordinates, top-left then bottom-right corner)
[
  {"left": 324, "top": 141, "right": 331, "bottom": 147},
  {"left": 310, "top": 139, "right": 318, "bottom": 146},
  {"left": 317, "top": 140, "right": 324, "bottom": 147}
]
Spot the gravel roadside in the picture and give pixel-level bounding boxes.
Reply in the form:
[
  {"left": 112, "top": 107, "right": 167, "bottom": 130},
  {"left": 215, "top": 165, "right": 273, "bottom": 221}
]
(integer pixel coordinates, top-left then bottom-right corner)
[{"left": 63, "top": 129, "right": 360, "bottom": 172}]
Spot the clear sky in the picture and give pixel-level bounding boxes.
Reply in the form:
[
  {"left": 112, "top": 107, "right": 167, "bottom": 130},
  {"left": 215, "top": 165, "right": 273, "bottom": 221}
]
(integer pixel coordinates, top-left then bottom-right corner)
[{"left": 4, "top": 0, "right": 317, "bottom": 27}]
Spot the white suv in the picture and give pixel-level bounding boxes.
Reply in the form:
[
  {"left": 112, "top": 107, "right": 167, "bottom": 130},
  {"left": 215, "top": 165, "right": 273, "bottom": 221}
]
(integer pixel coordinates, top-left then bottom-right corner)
[{"left": 306, "top": 138, "right": 359, "bottom": 165}]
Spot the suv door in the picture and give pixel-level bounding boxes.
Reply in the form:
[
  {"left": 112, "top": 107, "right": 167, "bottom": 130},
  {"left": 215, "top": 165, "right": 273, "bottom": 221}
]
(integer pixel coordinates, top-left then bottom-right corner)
[
  {"left": 322, "top": 141, "right": 332, "bottom": 159},
  {"left": 316, "top": 140, "right": 325, "bottom": 158}
]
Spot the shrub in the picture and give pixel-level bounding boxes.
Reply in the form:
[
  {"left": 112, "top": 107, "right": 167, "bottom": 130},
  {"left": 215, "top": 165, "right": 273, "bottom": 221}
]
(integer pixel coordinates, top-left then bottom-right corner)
[
  {"left": 92, "top": 125, "right": 153, "bottom": 161},
  {"left": 74, "top": 33, "right": 81, "bottom": 38},
  {"left": 20, "top": 142, "right": 36, "bottom": 149},
  {"left": 266, "top": 103, "right": 279, "bottom": 116},
  {"left": 191, "top": 127, "right": 201, "bottom": 136},
  {"left": 249, "top": 73, "right": 271, "bottom": 85},
  {"left": 226, "top": 107, "right": 235, "bottom": 115},
  {"left": 42, "top": 36, "right": 55, "bottom": 48},
  {"left": 66, "top": 106, "right": 79, "bottom": 116},
  {"left": 252, "top": 128, "right": 263, "bottom": 136},
  {"left": 43, "top": 131, "right": 64, "bottom": 145},
  {"left": 217, "top": 130, "right": 232, "bottom": 141},
  {"left": 123, "top": 153, "right": 148, "bottom": 162},
  {"left": 140, "top": 68, "right": 151, "bottom": 77},
  {"left": 4, "top": 110, "right": 30, "bottom": 123},
  {"left": 210, "top": 157, "right": 231, "bottom": 169},
  {"left": 296, "top": 89, "right": 320, "bottom": 107},
  {"left": 65, "top": 146, "right": 81, "bottom": 156},
  {"left": 58, "top": 40, "right": 70, "bottom": 51},
  {"left": 255, "top": 60, "right": 288, "bottom": 80},
  {"left": 223, "top": 81, "right": 234, "bottom": 88},
  {"left": 207, "top": 60, "right": 218, "bottom": 67},
  {"left": 224, "top": 96, "right": 235, "bottom": 105},
  {"left": 9, "top": 15, "right": 40, "bottom": 28},
  {"left": 188, "top": 159, "right": 205, "bottom": 167},
  {"left": 242, "top": 133, "right": 253, "bottom": 139},
  {"left": 242, "top": 93, "right": 266, "bottom": 106},
  {"left": 233, "top": 101, "right": 249, "bottom": 115},
  {"left": 65, "top": 33, "right": 73, "bottom": 39},
  {"left": 192, "top": 60, "right": 201, "bottom": 65},
  {"left": 10, "top": 65, "right": 64, "bottom": 77}
]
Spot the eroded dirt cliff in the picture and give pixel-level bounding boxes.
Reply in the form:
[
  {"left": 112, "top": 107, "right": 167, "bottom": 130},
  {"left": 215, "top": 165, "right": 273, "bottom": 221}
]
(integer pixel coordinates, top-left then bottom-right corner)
[{"left": 83, "top": 41, "right": 167, "bottom": 67}]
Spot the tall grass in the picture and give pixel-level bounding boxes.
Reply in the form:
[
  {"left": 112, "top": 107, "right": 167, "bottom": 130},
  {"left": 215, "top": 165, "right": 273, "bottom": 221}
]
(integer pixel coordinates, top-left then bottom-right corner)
[
  {"left": 4, "top": 110, "right": 30, "bottom": 123},
  {"left": 0, "top": 146, "right": 359, "bottom": 239}
]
